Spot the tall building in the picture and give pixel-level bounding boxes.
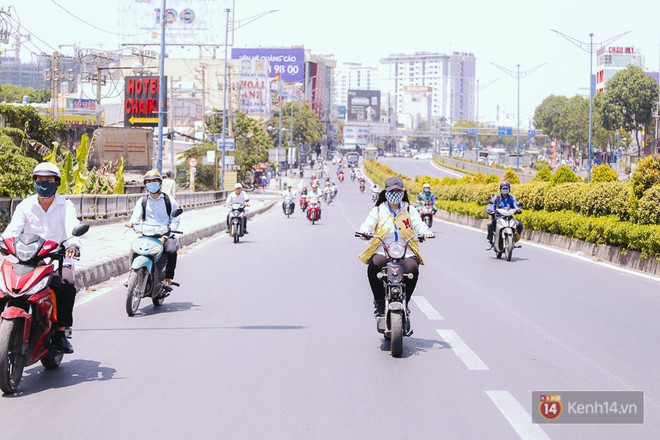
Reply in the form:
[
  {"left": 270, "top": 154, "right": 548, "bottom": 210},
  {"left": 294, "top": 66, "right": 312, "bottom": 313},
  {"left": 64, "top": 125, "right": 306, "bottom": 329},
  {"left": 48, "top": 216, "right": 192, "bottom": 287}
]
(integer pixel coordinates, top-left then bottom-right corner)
[
  {"left": 596, "top": 46, "right": 644, "bottom": 93},
  {"left": 334, "top": 62, "right": 379, "bottom": 107},
  {"left": 380, "top": 51, "right": 476, "bottom": 127}
]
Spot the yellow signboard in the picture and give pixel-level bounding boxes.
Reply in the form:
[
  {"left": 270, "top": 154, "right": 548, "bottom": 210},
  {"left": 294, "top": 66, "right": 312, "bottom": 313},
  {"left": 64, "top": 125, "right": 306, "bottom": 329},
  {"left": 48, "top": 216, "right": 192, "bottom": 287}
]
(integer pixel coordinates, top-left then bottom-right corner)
[
  {"left": 57, "top": 114, "right": 104, "bottom": 126},
  {"left": 129, "top": 116, "right": 159, "bottom": 125},
  {"left": 223, "top": 171, "right": 238, "bottom": 188}
]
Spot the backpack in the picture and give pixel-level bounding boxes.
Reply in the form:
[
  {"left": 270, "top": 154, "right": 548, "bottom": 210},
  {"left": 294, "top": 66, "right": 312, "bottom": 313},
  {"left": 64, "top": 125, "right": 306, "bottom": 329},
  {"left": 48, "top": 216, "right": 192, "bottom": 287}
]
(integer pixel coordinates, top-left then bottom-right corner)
[{"left": 141, "top": 193, "right": 171, "bottom": 222}]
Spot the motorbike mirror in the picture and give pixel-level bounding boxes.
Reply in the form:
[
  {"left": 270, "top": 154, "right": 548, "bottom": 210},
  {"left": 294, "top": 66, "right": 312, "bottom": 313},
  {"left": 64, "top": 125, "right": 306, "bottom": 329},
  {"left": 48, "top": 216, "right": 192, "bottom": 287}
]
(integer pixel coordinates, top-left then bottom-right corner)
[
  {"left": 72, "top": 222, "right": 90, "bottom": 237},
  {"left": 172, "top": 208, "right": 184, "bottom": 218},
  {"left": 245, "top": 199, "right": 250, "bottom": 203}
]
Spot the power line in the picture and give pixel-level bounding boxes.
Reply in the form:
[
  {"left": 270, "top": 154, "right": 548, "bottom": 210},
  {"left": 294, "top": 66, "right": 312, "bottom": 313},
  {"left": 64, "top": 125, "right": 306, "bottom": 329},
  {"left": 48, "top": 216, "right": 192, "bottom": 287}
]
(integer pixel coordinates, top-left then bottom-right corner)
[{"left": 47, "top": 0, "right": 150, "bottom": 37}]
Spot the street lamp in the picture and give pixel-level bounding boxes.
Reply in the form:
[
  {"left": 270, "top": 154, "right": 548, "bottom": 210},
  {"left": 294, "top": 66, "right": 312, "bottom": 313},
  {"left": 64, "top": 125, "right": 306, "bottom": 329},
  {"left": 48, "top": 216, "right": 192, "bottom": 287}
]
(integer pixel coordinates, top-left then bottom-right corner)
[
  {"left": 490, "top": 62, "right": 547, "bottom": 170},
  {"left": 550, "top": 29, "right": 631, "bottom": 182}
]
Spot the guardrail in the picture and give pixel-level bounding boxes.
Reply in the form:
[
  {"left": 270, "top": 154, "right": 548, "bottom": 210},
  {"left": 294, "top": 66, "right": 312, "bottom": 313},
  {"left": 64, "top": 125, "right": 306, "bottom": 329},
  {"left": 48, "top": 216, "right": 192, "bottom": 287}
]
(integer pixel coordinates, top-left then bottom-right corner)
[
  {"left": 0, "top": 190, "right": 230, "bottom": 223},
  {"left": 434, "top": 156, "right": 535, "bottom": 183}
]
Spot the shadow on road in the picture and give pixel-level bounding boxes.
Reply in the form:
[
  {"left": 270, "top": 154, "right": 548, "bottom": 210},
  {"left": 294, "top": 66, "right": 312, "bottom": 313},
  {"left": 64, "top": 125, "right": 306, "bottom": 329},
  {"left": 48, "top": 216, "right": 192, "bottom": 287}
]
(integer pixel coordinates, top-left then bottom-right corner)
[
  {"left": 75, "top": 325, "right": 307, "bottom": 332},
  {"left": 380, "top": 337, "right": 450, "bottom": 358},
  {"left": 3, "top": 359, "right": 117, "bottom": 397},
  {"left": 138, "top": 301, "right": 201, "bottom": 316}
]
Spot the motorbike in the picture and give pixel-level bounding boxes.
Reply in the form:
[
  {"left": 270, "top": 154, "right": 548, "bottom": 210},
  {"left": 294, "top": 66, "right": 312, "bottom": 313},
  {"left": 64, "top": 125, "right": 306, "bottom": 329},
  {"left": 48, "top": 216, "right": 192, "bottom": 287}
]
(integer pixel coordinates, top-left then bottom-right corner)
[
  {"left": 0, "top": 223, "right": 90, "bottom": 394},
  {"left": 338, "top": 171, "right": 345, "bottom": 182},
  {"left": 492, "top": 207, "right": 520, "bottom": 261},
  {"left": 324, "top": 190, "right": 333, "bottom": 205},
  {"left": 359, "top": 180, "right": 366, "bottom": 192},
  {"left": 241, "top": 180, "right": 255, "bottom": 193},
  {"left": 229, "top": 202, "right": 248, "bottom": 244},
  {"left": 307, "top": 197, "right": 321, "bottom": 225},
  {"left": 355, "top": 232, "right": 431, "bottom": 358},
  {"left": 126, "top": 208, "right": 183, "bottom": 316},
  {"left": 351, "top": 169, "right": 357, "bottom": 181},
  {"left": 300, "top": 194, "right": 308, "bottom": 211},
  {"left": 283, "top": 197, "right": 295, "bottom": 218},
  {"left": 417, "top": 202, "right": 435, "bottom": 228},
  {"left": 371, "top": 191, "right": 379, "bottom": 202}
]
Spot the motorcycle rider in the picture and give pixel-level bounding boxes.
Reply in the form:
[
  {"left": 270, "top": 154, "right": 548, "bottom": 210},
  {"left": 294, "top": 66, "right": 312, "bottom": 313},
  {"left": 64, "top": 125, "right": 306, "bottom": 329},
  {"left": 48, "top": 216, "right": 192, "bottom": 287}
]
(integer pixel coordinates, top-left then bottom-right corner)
[
  {"left": 301, "top": 186, "right": 308, "bottom": 196},
  {"left": 416, "top": 183, "right": 438, "bottom": 214},
  {"left": 370, "top": 183, "right": 381, "bottom": 202},
  {"left": 2, "top": 163, "right": 82, "bottom": 353},
  {"left": 323, "top": 181, "right": 334, "bottom": 202},
  {"left": 126, "top": 170, "right": 181, "bottom": 286},
  {"left": 161, "top": 170, "right": 176, "bottom": 197},
  {"left": 282, "top": 184, "right": 297, "bottom": 214},
  {"left": 485, "top": 181, "right": 523, "bottom": 250},
  {"left": 226, "top": 183, "right": 249, "bottom": 234},
  {"left": 307, "top": 181, "right": 323, "bottom": 217},
  {"left": 357, "top": 177, "right": 434, "bottom": 316}
]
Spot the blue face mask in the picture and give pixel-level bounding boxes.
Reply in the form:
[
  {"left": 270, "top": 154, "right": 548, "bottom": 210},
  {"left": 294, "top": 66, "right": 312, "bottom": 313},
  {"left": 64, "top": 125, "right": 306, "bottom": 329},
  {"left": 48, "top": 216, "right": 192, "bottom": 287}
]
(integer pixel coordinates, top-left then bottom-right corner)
[
  {"left": 146, "top": 181, "right": 161, "bottom": 194},
  {"left": 501, "top": 188, "right": 510, "bottom": 195},
  {"left": 385, "top": 191, "right": 404, "bottom": 205},
  {"left": 424, "top": 188, "right": 430, "bottom": 193},
  {"left": 34, "top": 180, "right": 58, "bottom": 198}
]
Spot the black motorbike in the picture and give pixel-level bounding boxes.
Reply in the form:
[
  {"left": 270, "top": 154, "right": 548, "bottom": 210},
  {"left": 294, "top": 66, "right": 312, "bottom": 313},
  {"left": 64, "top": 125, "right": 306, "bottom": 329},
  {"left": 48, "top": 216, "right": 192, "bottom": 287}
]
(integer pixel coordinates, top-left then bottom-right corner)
[{"left": 355, "top": 232, "right": 432, "bottom": 357}]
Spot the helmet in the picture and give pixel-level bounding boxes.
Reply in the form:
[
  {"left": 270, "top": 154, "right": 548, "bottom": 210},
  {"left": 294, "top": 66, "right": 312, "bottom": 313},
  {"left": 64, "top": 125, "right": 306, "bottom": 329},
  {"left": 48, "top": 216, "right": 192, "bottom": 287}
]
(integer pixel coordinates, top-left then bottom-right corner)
[
  {"left": 33, "top": 162, "right": 61, "bottom": 180},
  {"left": 499, "top": 181, "right": 511, "bottom": 191},
  {"left": 422, "top": 183, "right": 431, "bottom": 189},
  {"left": 165, "top": 170, "right": 174, "bottom": 178},
  {"left": 234, "top": 183, "right": 243, "bottom": 189},
  {"left": 144, "top": 170, "right": 162, "bottom": 183},
  {"left": 311, "top": 182, "right": 319, "bottom": 188}
]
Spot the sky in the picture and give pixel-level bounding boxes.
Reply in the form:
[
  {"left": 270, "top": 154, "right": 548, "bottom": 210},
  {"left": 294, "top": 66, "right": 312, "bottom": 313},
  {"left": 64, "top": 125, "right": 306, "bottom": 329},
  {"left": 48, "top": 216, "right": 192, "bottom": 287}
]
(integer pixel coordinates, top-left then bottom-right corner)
[{"left": 7, "top": 0, "right": 660, "bottom": 127}]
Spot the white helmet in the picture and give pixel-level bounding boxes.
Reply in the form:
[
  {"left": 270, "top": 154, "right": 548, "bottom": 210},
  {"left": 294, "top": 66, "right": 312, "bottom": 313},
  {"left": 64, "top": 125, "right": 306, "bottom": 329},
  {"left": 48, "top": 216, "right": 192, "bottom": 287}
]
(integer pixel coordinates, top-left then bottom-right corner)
[
  {"left": 422, "top": 183, "right": 431, "bottom": 189},
  {"left": 33, "top": 162, "right": 61, "bottom": 180},
  {"left": 234, "top": 183, "right": 243, "bottom": 189}
]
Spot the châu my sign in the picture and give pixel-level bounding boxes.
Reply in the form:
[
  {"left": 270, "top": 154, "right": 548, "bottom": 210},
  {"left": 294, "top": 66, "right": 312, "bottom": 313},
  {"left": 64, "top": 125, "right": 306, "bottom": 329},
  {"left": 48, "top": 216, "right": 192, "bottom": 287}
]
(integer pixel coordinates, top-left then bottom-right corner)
[{"left": 124, "top": 76, "right": 168, "bottom": 127}]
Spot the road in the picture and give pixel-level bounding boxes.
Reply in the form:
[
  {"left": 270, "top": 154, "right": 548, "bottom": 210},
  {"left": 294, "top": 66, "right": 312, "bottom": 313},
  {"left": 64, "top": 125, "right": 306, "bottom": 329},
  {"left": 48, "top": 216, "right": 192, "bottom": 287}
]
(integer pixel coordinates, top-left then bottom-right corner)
[
  {"left": 1, "top": 166, "right": 658, "bottom": 439},
  {"left": 379, "top": 157, "right": 464, "bottom": 180}
]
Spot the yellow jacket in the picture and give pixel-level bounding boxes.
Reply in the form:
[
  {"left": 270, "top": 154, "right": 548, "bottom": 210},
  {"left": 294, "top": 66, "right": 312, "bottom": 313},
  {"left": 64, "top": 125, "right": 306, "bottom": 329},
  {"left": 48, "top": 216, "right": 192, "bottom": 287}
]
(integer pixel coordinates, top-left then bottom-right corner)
[{"left": 358, "top": 202, "right": 426, "bottom": 265}]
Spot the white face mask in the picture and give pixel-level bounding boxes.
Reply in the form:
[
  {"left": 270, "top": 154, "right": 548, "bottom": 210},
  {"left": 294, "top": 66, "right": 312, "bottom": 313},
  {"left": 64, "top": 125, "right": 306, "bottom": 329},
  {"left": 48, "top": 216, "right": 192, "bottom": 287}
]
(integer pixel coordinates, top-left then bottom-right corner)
[{"left": 501, "top": 188, "right": 510, "bottom": 195}]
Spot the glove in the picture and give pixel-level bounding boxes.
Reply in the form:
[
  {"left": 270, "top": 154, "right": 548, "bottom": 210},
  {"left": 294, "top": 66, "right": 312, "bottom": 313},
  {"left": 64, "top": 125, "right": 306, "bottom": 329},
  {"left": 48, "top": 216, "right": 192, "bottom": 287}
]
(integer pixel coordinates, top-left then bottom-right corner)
[
  {"left": 423, "top": 231, "right": 435, "bottom": 239},
  {"left": 65, "top": 246, "right": 80, "bottom": 258}
]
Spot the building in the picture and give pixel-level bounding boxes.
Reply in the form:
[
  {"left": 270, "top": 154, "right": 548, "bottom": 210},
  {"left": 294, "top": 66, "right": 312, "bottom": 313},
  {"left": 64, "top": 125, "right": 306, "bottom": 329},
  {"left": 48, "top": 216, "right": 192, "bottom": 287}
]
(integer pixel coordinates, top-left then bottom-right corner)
[
  {"left": 380, "top": 51, "right": 476, "bottom": 128},
  {"left": 334, "top": 62, "right": 379, "bottom": 107},
  {"left": 596, "top": 46, "right": 644, "bottom": 93}
]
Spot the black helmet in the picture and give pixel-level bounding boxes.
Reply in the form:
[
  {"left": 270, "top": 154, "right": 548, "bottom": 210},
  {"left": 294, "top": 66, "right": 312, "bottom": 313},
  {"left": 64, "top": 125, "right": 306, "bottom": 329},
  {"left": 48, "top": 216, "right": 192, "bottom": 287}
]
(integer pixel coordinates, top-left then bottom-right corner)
[{"left": 499, "top": 181, "right": 511, "bottom": 191}]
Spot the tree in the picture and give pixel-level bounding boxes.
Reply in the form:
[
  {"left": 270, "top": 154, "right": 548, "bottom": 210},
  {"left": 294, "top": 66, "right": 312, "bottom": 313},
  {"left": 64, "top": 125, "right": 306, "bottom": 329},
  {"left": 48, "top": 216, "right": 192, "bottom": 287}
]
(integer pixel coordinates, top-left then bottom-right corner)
[
  {"left": 0, "top": 84, "right": 51, "bottom": 103},
  {"left": 0, "top": 104, "right": 65, "bottom": 160},
  {"left": 0, "top": 133, "right": 38, "bottom": 197},
  {"left": 233, "top": 111, "right": 271, "bottom": 180},
  {"left": 602, "top": 65, "right": 659, "bottom": 155},
  {"left": 503, "top": 167, "right": 520, "bottom": 184},
  {"left": 533, "top": 95, "right": 570, "bottom": 140},
  {"left": 265, "top": 102, "right": 324, "bottom": 147}
]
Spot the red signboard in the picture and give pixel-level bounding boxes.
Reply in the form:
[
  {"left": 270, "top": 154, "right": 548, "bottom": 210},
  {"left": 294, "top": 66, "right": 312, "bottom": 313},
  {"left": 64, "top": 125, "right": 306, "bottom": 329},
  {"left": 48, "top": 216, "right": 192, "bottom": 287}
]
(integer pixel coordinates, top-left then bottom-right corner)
[{"left": 124, "top": 76, "right": 167, "bottom": 127}]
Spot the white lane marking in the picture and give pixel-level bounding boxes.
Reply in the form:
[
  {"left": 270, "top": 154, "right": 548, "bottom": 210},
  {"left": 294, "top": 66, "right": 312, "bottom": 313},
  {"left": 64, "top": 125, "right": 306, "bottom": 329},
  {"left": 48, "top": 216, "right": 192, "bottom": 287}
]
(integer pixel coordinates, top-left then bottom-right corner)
[
  {"left": 486, "top": 391, "right": 551, "bottom": 440},
  {"left": 412, "top": 296, "right": 444, "bottom": 320},
  {"left": 441, "top": 220, "right": 660, "bottom": 283},
  {"left": 430, "top": 160, "right": 464, "bottom": 177},
  {"left": 436, "top": 329, "right": 488, "bottom": 370}
]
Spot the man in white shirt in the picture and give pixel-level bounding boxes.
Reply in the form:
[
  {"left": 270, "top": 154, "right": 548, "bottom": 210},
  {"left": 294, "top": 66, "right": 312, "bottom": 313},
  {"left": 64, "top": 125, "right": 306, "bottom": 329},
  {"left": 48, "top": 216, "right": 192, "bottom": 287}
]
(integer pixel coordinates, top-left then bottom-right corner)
[
  {"left": 282, "top": 184, "right": 297, "bottom": 214},
  {"left": 226, "top": 183, "right": 248, "bottom": 234},
  {"left": 2, "top": 162, "right": 81, "bottom": 353},
  {"left": 161, "top": 170, "right": 176, "bottom": 197}
]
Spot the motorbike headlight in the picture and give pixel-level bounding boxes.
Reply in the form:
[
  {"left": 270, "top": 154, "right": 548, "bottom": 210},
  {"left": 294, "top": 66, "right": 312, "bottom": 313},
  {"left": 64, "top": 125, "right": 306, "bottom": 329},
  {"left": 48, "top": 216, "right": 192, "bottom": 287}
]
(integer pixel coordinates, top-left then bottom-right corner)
[
  {"left": 149, "top": 245, "right": 163, "bottom": 257},
  {"left": 15, "top": 241, "right": 40, "bottom": 262},
  {"left": 388, "top": 242, "right": 406, "bottom": 259},
  {"left": 23, "top": 276, "right": 50, "bottom": 296}
]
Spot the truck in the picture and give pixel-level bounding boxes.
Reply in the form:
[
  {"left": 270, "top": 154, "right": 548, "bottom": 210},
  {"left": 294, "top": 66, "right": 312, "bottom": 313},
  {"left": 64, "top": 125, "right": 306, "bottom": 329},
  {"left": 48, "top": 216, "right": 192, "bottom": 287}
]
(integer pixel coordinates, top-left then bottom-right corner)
[{"left": 89, "top": 127, "right": 153, "bottom": 172}]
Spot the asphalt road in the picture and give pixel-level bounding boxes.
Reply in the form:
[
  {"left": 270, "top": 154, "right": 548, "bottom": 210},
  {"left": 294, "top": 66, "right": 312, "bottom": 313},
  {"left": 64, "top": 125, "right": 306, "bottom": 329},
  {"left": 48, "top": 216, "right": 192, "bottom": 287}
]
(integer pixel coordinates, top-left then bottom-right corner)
[
  {"left": 379, "top": 157, "right": 464, "bottom": 180},
  {"left": 1, "top": 166, "right": 659, "bottom": 439}
]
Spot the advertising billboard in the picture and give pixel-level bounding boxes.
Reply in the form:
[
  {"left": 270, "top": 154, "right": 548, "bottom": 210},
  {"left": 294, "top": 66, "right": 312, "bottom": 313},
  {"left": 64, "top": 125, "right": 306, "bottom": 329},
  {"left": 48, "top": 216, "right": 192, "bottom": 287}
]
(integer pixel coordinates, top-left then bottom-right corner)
[
  {"left": 124, "top": 76, "right": 167, "bottom": 127},
  {"left": 239, "top": 58, "right": 271, "bottom": 116},
  {"left": 231, "top": 47, "right": 305, "bottom": 82},
  {"left": 347, "top": 90, "right": 380, "bottom": 123}
]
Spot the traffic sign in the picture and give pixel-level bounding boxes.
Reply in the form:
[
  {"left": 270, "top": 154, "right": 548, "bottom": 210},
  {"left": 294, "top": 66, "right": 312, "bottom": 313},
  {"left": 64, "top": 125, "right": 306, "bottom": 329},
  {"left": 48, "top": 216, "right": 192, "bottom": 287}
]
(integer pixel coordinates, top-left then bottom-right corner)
[
  {"left": 217, "top": 138, "right": 235, "bottom": 151},
  {"left": 550, "top": 140, "right": 557, "bottom": 148},
  {"left": 466, "top": 128, "right": 478, "bottom": 135},
  {"left": 528, "top": 129, "right": 536, "bottom": 136},
  {"left": 188, "top": 157, "right": 198, "bottom": 167},
  {"left": 498, "top": 126, "right": 513, "bottom": 136},
  {"left": 128, "top": 116, "right": 159, "bottom": 125}
]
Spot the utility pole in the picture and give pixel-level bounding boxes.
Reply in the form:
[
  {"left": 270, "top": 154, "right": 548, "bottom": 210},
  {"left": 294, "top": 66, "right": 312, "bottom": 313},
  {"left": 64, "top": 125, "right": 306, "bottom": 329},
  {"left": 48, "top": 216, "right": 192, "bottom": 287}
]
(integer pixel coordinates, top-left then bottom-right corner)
[
  {"left": 96, "top": 52, "right": 102, "bottom": 126},
  {"left": 196, "top": 64, "right": 207, "bottom": 141},
  {"left": 51, "top": 51, "right": 59, "bottom": 121}
]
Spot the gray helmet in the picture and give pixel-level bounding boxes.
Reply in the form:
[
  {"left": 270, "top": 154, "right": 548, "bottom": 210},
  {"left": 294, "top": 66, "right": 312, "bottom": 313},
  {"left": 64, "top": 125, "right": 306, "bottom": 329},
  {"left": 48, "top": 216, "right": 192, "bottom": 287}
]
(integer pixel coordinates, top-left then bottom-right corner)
[{"left": 500, "top": 181, "right": 511, "bottom": 191}]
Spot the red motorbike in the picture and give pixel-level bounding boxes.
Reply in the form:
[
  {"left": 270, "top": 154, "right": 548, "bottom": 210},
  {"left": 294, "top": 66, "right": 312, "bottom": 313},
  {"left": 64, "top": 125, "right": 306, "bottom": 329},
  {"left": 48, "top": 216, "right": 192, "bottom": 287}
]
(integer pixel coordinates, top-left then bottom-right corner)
[
  {"left": 306, "top": 196, "right": 321, "bottom": 225},
  {"left": 338, "top": 171, "right": 345, "bottom": 182},
  {"left": 0, "top": 223, "right": 89, "bottom": 394},
  {"left": 359, "top": 179, "right": 366, "bottom": 192},
  {"left": 300, "top": 194, "right": 308, "bottom": 211}
]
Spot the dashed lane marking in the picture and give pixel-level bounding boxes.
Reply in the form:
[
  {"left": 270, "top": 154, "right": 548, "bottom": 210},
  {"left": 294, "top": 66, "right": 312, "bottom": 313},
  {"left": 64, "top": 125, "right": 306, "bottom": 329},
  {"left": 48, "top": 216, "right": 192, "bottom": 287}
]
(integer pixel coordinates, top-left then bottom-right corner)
[
  {"left": 412, "top": 296, "right": 444, "bottom": 320},
  {"left": 436, "top": 329, "right": 489, "bottom": 371},
  {"left": 486, "top": 391, "right": 552, "bottom": 440}
]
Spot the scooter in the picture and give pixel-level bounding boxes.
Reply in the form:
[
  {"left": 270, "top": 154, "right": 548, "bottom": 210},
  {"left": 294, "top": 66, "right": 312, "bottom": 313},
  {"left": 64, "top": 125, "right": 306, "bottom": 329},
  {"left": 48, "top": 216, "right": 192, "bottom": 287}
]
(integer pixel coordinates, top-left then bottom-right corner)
[
  {"left": 371, "top": 191, "right": 379, "bottom": 202},
  {"left": 355, "top": 232, "right": 431, "bottom": 358},
  {"left": 283, "top": 197, "right": 295, "bottom": 218},
  {"left": 126, "top": 208, "right": 183, "bottom": 316},
  {"left": 338, "top": 171, "right": 345, "bottom": 182},
  {"left": 417, "top": 202, "right": 435, "bottom": 228},
  {"left": 324, "top": 190, "right": 333, "bottom": 205},
  {"left": 0, "top": 223, "right": 90, "bottom": 394},
  {"left": 359, "top": 180, "right": 366, "bottom": 192},
  {"left": 299, "top": 194, "right": 308, "bottom": 211},
  {"left": 307, "top": 197, "right": 320, "bottom": 225},
  {"left": 492, "top": 207, "right": 520, "bottom": 262},
  {"left": 351, "top": 169, "right": 357, "bottom": 181},
  {"left": 229, "top": 202, "right": 248, "bottom": 244}
]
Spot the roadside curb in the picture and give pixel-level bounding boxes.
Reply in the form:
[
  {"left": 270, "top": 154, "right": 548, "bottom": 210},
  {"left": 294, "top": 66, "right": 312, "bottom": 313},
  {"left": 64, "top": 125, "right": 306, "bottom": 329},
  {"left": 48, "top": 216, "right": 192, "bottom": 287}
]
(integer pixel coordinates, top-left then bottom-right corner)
[
  {"left": 437, "top": 210, "right": 660, "bottom": 276},
  {"left": 76, "top": 201, "right": 277, "bottom": 289}
]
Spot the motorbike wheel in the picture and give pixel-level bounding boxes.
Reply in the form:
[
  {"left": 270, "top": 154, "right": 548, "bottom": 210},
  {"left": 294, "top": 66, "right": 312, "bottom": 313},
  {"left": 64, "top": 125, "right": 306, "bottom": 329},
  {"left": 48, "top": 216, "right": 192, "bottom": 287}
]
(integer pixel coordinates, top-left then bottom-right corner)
[
  {"left": 126, "top": 268, "right": 146, "bottom": 316},
  {"left": 40, "top": 345, "right": 64, "bottom": 370},
  {"left": 505, "top": 235, "right": 514, "bottom": 262},
  {"left": 152, "top": 293, "right": 165, "bottom": 307},
  {"left": 390, "top": 313, "right": 404, "bottom": 358},
  {"left": 424, "top": 216, "right": 432, "bottom": 228},
  {"left": 0, "top": 319, "right": 26, "bottom": 394},
  {"left": 496, "top": 251, "right": 503, "bottom": 259}
]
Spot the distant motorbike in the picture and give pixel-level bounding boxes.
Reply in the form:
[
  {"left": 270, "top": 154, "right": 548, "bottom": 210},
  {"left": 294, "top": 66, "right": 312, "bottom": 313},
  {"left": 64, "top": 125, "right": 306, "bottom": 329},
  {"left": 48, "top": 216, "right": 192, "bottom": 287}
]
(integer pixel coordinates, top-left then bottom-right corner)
[
  {"left": 324, "top": 190, "right": 333, "bottom": 205},
  {"left": 371, "top": 191, "right": 379, "bottom": 203},
  {"left": 492, "top": 207, "right": 520, "bottom": 261},
  {"left": 338, "top": 171, "right": 345, "bottom": 182},
  {"left": 298, "top": 168, "right": 304, "bottom": 178},
  {"left": 307, "top": 197, "right": 320, "bottom": 225},
  {"left": 351, "top": 169, "right": 357, "bottom": 181},
  {"left": 0, "top": 223, "right": 89, "bottom": 394},
  {"left": 355, "top": 232, "right": 432, "bottom": 358},
  {"left": 299, "top": 194, "right": 308, "bottom": 211},
  {"left": 126, "top": 209, "right": 183, "bottom": 316},
  {"left": 229, "top": 202, "right": 248, "bottom": 244},
  {"left": 283, "top": 197, "right": 295, "bottom": 218},
  {"left": 359, "top": 180, "right": 366, "bottom": 192},
  {"left": 417, "top": 202, "right": 435, "bottom": 228}
]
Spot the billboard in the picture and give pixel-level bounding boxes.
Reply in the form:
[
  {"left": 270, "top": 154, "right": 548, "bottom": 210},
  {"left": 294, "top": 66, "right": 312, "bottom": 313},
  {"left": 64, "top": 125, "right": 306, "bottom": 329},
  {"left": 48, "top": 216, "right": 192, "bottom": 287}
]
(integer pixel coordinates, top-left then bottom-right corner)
[
  {"left": 118, "top": 0, "right": 229, "bottom": 46},
  {"left": 231, "top": 47, "right": 305, "bottom": 82},
  {"left": 337, "top": 105, "right": 346, "bottom": 121},
  {"left": 238, "top": 58, "right": 271, "bottom": 116},
  {"left": 124, "top": 76, "right": 167, "bottom": 127},
  {"left": 347, "top": 90, "right": 380, "bottom": 123}
]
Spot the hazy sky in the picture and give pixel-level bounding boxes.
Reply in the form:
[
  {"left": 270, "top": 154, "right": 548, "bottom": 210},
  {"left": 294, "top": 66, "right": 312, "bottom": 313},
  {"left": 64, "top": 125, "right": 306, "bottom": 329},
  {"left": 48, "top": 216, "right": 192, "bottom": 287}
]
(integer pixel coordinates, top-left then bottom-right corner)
[{"left": 9, "top": 0, "right": 660, "bottom": 126}]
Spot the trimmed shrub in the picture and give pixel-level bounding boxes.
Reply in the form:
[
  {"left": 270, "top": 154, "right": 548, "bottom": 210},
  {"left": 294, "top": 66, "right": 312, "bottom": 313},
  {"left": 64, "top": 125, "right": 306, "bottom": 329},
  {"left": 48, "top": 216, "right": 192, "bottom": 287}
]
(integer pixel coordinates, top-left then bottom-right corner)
[
  {"left": 532, "top": 161, "right": 552, "bottom": 171},
  {"left": 591, "top": 164, "right": 619, "bottom": 183},
  {"left": 630, "top": 155, "right": 660, "bottom": 198},
  {"left": 531, "top": 167, "right": 553, "bottom": 182},
  {"left": 503, "top": 167, "right": 520, "bottom": 184},
  {"left": 637, "top": 186, "right": 660, "bottom": 225},
  {"left": 485, "top": 174, "right": 500, "bottom": 184},
  {"left": 515, "top": 182, "right": 549, "bottom": 211},
  {"left": 550, "top": 165, "right": 581, "bottom": 185},
  {"left": 544, "top": 182, "right": 587, "bottom": 212},
  {"left": 581, "top": 181, "right": 634, "bottom": 220}
]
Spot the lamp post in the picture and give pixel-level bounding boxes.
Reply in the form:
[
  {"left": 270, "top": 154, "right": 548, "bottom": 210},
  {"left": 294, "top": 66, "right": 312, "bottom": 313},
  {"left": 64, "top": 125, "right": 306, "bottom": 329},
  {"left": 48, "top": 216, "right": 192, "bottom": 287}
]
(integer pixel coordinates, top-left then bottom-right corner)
[
  {"left": 490, "top": 62, "right": 547, "bottom": 170},
  {"left": 156, "top": 0, "right": 167, "bottom": 173},
  {"left": 218, "top": 8, "right": 231, "bottom": 190},
  {"left": 551, "top": 29, "right": 630, "bottom": 182}
]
